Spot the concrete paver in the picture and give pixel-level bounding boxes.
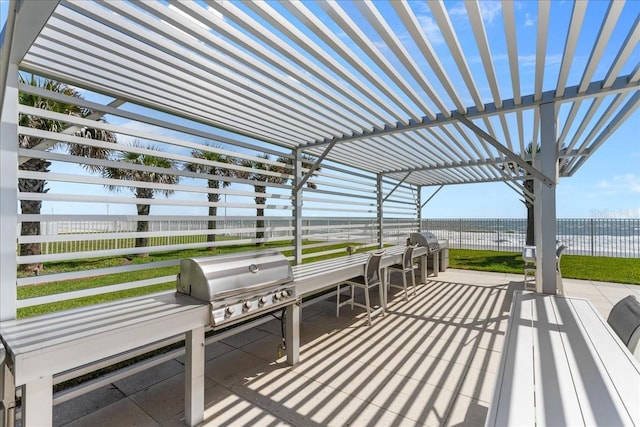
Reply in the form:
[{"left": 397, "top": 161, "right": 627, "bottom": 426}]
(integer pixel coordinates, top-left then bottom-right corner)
[{"left": 46, "top": 269, "right": 636, "bottom": 426}]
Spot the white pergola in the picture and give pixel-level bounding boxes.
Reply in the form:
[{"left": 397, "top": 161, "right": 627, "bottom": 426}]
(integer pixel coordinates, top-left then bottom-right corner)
[{"left": 1, "top": 0, "right": 639, "bottom": 319}]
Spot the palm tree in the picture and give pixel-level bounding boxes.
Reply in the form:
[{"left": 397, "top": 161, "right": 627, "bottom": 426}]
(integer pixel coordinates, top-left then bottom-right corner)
[
  {"left": 102, "top": 141, "right": 179, "bottom": 257},
  {"left": 18, "top": 74, "right": 117, "bottom": 273},
  {"left": 517, "top": 144, "right": 568, "bottom": 246},
  {"left": 240, "top": 154, "right": 287, "bottom": 245},
  {"left": 184, "top": 143, "right": 236, "bottom": 248},
  {"left": 242, "top": 153, "right": 320, "bottom": 246},
  {"left": 505, "top": 143, "right": 538, "bottom": 246},
  {"left": 276, "top": 153, "right": 320, "bottom": 190}
]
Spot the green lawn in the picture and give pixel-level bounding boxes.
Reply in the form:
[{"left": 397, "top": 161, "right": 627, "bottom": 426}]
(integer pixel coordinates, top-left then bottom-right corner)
[
  {"left": 449, "top": 249, "right": 640, "bottom": 284},
  {"left": 17, "top": 241, "right": 379, "bottom": 317},
  {"left": 17, "top": 245, "right": 639, "bottom": 318}
]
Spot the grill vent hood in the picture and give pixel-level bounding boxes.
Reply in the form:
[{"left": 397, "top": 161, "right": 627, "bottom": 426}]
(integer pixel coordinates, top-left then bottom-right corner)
[{"left": 176, "top": 250, "right": 297, "bottom": 329}]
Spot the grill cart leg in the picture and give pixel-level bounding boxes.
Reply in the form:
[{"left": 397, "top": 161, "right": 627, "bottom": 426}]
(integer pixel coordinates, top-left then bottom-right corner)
[
  {"left": 185, "top": 326, "right": 205, "bottom": 426},
  {"left": 433, "top": 252, "right": 439, "bottom": 277},
  {"left": 286, "top": 301, "right": 300, "bottom": 365},
  {"left": 419, "top": 254, "right": 428, "bottom": 283}
]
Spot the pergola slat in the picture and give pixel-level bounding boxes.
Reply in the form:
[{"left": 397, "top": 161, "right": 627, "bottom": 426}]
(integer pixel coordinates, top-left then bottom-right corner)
[
  {"left": 556, "top": 1, "right": 588, "bottom": 98},
  {"left": 9, "top": 0, "right": 637, "bottom": 187}
]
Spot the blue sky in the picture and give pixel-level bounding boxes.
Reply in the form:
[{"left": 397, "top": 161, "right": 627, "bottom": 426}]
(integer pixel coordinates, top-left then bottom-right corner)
[
  {"left": 1, "top": 0, "right": 639, "bottom": 219},
  {"left": 417, "top": 1, "right": 640, "bottom": 219}
]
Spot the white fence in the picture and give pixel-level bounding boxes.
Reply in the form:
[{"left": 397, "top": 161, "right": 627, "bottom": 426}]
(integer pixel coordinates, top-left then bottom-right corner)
[
  {"left": 423, "top": 218, "right": 640, "bottom": 258},
  {"left": 36, "top": 217, "right": 418, "bottom": 255},
  {"left": 37, "top": 217, "right": 640, "bottom": 258}
]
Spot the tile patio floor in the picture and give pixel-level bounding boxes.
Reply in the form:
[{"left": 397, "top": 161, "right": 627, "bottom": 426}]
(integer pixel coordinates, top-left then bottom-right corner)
[{"left": 38, "top": 269, "right": 639, "bottom": 426}]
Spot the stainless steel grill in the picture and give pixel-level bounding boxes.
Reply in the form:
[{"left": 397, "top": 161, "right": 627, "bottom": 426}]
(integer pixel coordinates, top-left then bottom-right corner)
[
  {"left": 409, "top": 232, "right": 442, "bottom": 253},
  {"left": 176, "top": 250, "right": 297, "bottom": 329}
]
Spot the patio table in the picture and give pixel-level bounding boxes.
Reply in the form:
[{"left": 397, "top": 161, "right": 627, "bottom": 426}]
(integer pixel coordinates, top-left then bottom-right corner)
[
  {"left": 286, "top": 244, "right": 431, "bottom": 362},
  {"left": 292, "top": 244, "right": 430, "bottom": 299},
  {"left": 0, "top": 245, "right": 434, "bottom": 426},
  {"left": 486, "top": 291, "right": 640, "bottom": 426}
]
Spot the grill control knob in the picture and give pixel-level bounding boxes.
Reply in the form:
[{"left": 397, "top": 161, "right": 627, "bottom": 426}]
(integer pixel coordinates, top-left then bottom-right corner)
[
  {"left": 273, "top": 293, "right": 280, "bottom": 302},
  {"left": 279, "top": 291, "right": 288, "bottom": 300},
  {"left": 243, "top": 301, "right": 252, "bottom": 311},
  {"left": 225, "top": 306, "right": 234, "bottom": 316},
  {"left": 259, "top": 297, "right": 268, "bottom": 306}
]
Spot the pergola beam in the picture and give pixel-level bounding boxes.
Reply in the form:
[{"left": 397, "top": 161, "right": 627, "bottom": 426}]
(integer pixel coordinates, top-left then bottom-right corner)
[
  {"left": 421, "top": 185, "right": 444, "bottom": 209},
  {"left": 390, "top": 173, "right": 533, "bottom": 187},
  {"left": 382, "top": 172, "right": 411, "bottom": 203},
  {"left": 293, "top": 140, "right": 336, "bottom": 194},
  {"left": 503, "top": 179, "right": 535, "bottom": 205},
  {"left": 8, "top": 1, "right": 60, "bottom": 64},
  {"left": 303, "top": 75, "right": 639, "bottom": 149},
  {"left": 452, "top": 112, "right": 555, "bottom": 188},
  {"left": 382, "top": 146, "right": 590, "bottom": 177}
]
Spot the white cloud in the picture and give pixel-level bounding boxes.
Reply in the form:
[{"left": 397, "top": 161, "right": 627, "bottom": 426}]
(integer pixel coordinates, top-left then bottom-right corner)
[
  {"left": 524, "top": 12, "right": 535, "bottom": 27},
  {"left": 448, "top": 2, "right": 502, "bottom": 25},
  {"left": 623, "top": 174, "right": 640, "bottom": 193},
  {"left": 595, "top": 174, "right": 640, "bottom": 194},
  {"left": 417, "top": 15, "right": 444, "bottom": 45},
  {"left": 517, "top": 53, "right": 563, "bottom": 69},
  {"left": 448, "top": 4, "right": 467, "bottom": 18},
  {"left": 479, "top": 2, "right": 502, "bottom": 25},
  {"left": 372, "top": 39, "right": 390, "bottom": 53}
]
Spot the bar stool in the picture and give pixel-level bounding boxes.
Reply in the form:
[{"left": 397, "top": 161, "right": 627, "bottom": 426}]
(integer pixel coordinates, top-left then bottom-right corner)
[
  {"left": 387, "top": 245, "right": 417, "bottom": 301},
  {"left": 555, "top": 244, "right": 568, "bottom": 294},
  {"left": 336, "top": 250, "right": 385, "bottom": 326},
  {"left": 607, "top": 295, "right": 640, "bottom": 361},
  {"left": 522, "top": 244, "right": 569, "bottom": 293},
  {"left": 522, "top": 245, "right": 536, "bottom": 291}
]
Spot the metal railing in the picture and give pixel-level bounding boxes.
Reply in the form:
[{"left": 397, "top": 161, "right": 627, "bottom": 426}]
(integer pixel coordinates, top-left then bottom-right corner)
[
  {"left": 35, "top": 217, "right": 417, "bottom": 255},
  {"left": 422, "top": 218, "right": 640, "bottom": 258},
  {"left": 32, "top": 217, "right": 640, "bottom": 258}
]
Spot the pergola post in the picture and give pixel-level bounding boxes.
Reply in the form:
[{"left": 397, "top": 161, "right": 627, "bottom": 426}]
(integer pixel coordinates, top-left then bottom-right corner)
[
  {"left": 377, "top": 173, "right": 383, "bottom": 249},
  {"left": 0, "top": 63, "right": 19, "bottom": 321},
  {"left": 535, "top": 101, "right": 559, "bottom": 294},
  {"left": 293, "top": 149, "right": 303, "bottom": 265},
  {"left": 417, "top": 185, "right": 422, "bottom": 232}
]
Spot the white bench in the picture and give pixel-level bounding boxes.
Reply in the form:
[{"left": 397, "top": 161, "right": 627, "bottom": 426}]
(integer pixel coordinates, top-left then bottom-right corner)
[
  {"left": 0, "top": 292, "right": 209, "bottom": 427},
  {"left": 486, "top": 291, "right": 640, "bottom": 426}
]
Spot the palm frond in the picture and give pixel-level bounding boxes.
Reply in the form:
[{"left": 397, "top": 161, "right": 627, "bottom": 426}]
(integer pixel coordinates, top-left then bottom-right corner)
[{"left": 102, "top": 140, "right": 179, "bottom": 197}]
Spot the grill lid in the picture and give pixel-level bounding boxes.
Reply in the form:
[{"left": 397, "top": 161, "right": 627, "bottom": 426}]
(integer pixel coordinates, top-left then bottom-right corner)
[
  {"left": 410, "top": 232, "right": 441, "bottom": 252},
  {"left": 176, "top": 250, "right": 293, "bottom": 302}
]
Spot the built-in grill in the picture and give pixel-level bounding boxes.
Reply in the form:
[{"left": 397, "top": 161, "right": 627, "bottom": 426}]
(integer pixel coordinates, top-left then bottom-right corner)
[
  {"left": 176, "top": 250, "right": 297, "bottom": 329},
  {"left": 410, "top": 231, "right": 442, "bottom": 253},
  {"left": 410, "top": 231, "right": 448, "bottom": 274}
]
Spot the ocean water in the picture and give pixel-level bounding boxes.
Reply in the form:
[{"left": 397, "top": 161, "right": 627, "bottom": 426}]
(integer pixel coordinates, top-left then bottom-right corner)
[{"left": 422, "top": 218, "right": 640, "bottom": 258}]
